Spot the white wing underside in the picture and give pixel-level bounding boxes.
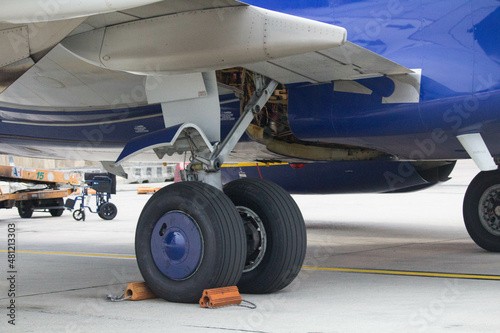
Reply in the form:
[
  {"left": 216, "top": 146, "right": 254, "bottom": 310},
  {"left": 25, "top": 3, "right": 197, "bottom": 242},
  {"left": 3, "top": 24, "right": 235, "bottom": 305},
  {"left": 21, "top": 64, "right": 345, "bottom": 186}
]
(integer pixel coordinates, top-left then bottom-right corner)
[
  {"left": 244, "top": 41, "right": 412, "bottom": 84},
  {"left": 0, "top": 0, "right": 412, "bottom": 108}
]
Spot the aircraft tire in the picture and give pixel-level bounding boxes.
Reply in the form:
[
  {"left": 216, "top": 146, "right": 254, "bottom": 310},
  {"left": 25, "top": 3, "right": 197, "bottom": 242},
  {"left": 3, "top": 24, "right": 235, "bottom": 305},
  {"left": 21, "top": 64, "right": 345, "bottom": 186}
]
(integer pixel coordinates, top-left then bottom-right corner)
[
  {"left": 224, "top": 178, "right": 307, "bottom": 294},
  {"left": 135, "top": 182, "right": 246, "bottom": 303},
  {"left": 464, "top": 169, "right": 500, "bottom": 252},
  {"left": 18, "top": 201, "right": 34, "bottom": 218},
  {"left": 98, "top": 202, "right": 117, "bottom": 220}
]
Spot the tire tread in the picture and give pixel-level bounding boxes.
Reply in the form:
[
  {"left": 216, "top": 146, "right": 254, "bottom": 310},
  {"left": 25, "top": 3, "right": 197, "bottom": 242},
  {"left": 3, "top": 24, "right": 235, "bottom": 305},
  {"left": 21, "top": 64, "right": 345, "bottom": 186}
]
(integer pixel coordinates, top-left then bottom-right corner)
[{"left": 224, "top": 178, "right": 306, "bottom": 294}]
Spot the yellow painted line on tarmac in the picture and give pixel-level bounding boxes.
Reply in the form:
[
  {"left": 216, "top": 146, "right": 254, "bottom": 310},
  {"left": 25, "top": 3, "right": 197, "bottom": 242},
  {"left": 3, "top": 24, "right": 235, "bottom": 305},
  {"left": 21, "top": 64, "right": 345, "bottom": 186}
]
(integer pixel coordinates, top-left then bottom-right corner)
[
  {"left": 0, "top": 250, "right": 135, "bottom": 259},
  {"left": 302, "top": 266, "right": 500, "bottom": 281},
  {"left": 2, "top": 250, "right": 499, "bottom": 280}
]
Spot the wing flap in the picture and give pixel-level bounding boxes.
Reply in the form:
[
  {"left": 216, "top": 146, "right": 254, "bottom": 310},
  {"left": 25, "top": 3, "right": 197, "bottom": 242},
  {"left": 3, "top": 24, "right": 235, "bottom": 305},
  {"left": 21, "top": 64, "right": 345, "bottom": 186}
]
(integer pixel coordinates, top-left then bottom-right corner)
[{"left": 243, "top": 41, "right": 413, "bottom": 84}]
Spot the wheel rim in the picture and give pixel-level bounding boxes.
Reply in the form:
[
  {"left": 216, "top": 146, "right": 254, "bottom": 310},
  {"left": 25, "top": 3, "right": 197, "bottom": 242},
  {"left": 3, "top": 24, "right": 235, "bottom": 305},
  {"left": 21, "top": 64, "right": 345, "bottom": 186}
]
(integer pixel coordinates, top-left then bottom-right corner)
[
  {"left": 479, "top": 185, "right": 500, "bottom": 236},
  {"left": 73, "top": 210, "right": 83, "bottom": 220},
  {"left": 237, "top": 206, "right": 267, "bottom": 273},
  {"left": 102, "top": 204, "right": 114, "bottom": 217},
  {"left": 150, "top": 211, "right": 204, "bottom": 280}
]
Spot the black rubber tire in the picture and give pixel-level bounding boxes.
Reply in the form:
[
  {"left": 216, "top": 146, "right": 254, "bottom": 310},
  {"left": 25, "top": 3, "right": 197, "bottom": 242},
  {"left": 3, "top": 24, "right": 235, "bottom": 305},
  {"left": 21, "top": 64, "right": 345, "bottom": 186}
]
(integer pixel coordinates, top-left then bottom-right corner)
[
  {"left": 18, "top": 201, "right": 34, "bottom": 218},
  {"left": 50, "top": 208, "right": 64, "bottom": 217},
  {"left": 73, "top": 209, "right": 85, "bottom": 221},
  {"left": 464, "top": 170, "right": 500, "bottom": 252},
  {"left": 135, "top": 182, "right": 246, "bottom": 303},
  {"left": 50, "top": 198, "right": 64, "bottom": 217},
  {"left": 98, "top": 202, "right": 117, "bottom": 220},
  {"left": 224, "top": 178, "right": 307, "bottom": 294}
]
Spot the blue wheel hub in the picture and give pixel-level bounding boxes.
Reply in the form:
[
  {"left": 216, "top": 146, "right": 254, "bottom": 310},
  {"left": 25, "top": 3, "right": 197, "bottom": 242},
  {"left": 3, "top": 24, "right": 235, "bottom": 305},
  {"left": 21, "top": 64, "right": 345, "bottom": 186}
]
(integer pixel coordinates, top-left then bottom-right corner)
[{"left": 151, "top": 211, "right": 203, "bottom": 280}]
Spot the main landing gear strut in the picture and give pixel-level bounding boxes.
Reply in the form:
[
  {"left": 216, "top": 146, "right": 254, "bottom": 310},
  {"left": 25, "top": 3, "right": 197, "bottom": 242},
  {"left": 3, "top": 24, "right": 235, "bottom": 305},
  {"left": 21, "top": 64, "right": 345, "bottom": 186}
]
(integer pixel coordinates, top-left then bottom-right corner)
[
  {"left": 463, "top": 169, "right": 500, "bottom": 252},
  {"left": 134, "top": 75, "right": 307, "bottom": 303}
]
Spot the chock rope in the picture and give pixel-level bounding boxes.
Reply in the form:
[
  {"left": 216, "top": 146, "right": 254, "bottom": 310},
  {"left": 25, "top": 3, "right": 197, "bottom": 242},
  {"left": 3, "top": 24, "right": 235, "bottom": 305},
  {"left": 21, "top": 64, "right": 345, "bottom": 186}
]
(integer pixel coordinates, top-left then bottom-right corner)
[{"left": 107, "top": 283, "right": 256, "bottom": 309}]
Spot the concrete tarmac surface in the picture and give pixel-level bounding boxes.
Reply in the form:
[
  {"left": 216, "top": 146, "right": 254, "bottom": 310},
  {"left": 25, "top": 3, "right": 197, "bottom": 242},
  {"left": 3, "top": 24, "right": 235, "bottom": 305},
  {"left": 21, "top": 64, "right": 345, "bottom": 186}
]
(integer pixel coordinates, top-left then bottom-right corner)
[{"left": 1, "top": 160, "right": 500, "bottom": 332}]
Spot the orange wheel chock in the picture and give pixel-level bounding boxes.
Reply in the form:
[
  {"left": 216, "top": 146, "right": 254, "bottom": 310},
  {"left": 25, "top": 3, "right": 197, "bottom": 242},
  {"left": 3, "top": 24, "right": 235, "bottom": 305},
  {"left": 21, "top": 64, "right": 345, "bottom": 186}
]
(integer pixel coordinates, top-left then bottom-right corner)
[
  {"left": 137, "top": 187, "right": 162, "bottom": 194},
  {"left": 199, "top": 286, "right": 242, "bottom": 308},
  {"left": 124, "top": 282, "right": 158, "bottom": 301}
]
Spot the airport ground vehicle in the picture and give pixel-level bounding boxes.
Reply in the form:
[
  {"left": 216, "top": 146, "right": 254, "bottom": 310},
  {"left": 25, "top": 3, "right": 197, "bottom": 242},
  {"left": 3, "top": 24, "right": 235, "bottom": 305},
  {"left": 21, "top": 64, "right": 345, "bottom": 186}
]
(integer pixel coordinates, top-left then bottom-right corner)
[{"left": 0, "top": 165, "right": 78, "bottom": 218}]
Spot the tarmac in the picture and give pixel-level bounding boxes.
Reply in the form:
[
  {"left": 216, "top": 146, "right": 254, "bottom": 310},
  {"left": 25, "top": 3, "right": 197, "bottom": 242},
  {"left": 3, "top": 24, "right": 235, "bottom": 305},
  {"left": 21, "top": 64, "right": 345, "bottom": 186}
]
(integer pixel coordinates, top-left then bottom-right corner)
[{"left": 1, "top": 160, "right": 500, "bottom": 332}]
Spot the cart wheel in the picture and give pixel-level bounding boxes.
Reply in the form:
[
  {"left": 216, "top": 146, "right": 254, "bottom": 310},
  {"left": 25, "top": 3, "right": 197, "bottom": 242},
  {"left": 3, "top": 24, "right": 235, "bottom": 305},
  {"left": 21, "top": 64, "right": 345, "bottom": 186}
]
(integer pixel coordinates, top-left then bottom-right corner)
[
  {"left": 50, "top": 198, "right": 65, "bottom": 217},
  {"left": 50, "top": 209, "right": 64, "bottom": 217},
  {"left": 98, "top": 202, "right": 117, "bottom": 220},
  {"left": 73, "top": 209, "right": 85, "bottom": 221},
  {"left": 18, "top": 201, "right": 34, "bottom": 218}
]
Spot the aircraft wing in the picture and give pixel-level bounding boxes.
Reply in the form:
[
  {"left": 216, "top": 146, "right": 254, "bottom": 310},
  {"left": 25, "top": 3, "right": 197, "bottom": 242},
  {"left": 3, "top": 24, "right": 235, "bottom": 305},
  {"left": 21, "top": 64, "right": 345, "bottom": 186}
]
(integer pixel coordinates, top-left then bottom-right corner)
[
  {"left": 0, "top": 0, "right": 247, "bottom": 106},
  {"left": 0, "top": 1, "right": 247, "bottom": 95},
  {"left": 61, "top": 0, "right": 411, "bottom": 84},
  {"left": 0, "top": 0, "right": 413, "bottom": 104},
  {"left": 0, "top": 0, "right": 167, "bottom": 95}
]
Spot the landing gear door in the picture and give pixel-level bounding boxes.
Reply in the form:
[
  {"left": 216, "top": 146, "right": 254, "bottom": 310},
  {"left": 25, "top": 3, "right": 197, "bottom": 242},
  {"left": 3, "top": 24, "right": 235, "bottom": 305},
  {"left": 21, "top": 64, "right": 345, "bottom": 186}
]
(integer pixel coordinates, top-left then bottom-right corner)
[{"left": 146, "top": 71, "right": 221, "bottom": 143}]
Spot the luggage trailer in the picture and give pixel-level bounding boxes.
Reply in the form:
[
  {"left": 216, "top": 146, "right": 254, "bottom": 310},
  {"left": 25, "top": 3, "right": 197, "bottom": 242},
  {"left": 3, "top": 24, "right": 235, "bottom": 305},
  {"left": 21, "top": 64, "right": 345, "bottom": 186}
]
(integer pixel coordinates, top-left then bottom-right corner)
[{"left": 0, "top": 165, "right": 79, "bottom": 218}]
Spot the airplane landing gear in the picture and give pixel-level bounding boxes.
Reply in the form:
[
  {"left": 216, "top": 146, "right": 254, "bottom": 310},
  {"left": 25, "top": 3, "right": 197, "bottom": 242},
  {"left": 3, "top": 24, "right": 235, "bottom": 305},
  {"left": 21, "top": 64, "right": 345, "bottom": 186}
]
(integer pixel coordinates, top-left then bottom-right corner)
[
  {"left": 463, "top": 169, "right": 500, "bottom": 252},
  {"left": 130, "top": 73, "right": 305, "bottom": 302}
]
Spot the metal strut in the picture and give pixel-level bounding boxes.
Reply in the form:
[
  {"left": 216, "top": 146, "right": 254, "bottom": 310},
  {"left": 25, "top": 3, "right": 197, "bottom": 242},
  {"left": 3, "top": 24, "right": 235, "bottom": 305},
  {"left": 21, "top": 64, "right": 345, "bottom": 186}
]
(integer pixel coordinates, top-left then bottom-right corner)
[
  {"left": 114, "top": 74, "right": 278, "bottom": 188},
  {"left": 187, "top": 75, "right": 279, "bottom": 188}
]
